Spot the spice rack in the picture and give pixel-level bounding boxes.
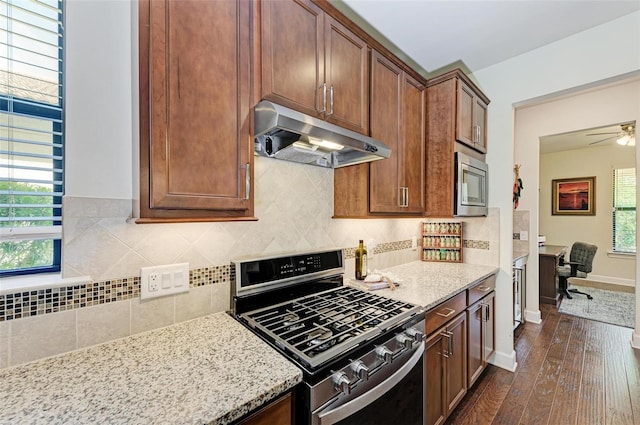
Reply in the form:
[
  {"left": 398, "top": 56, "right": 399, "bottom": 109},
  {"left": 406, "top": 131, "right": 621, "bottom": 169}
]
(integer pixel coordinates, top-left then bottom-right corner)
[{"left": 421, "top": 221, "right": 463, "bottom": 263}]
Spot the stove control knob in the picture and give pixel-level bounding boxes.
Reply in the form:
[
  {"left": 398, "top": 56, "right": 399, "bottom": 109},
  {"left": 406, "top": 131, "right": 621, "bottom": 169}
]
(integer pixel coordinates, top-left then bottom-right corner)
[
  {"left": 406, "top": 327, "right": 425, "bottom": 343},
  {"left": 375, "top": 345, "right": 394, "bottom": 364},
  {"left": 396, "top": 333, "right": 413, "bottom": 350},
  {"left": 350, "top": 360, "right": 370, "bottom": 382},
  {"left": 332, "top": 371, "right": 353, "bottom": 395}
]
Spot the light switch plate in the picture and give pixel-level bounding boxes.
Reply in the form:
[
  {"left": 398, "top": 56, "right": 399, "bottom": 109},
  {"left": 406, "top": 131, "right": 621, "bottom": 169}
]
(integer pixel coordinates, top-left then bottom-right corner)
[{"left": 140, "top": 263, "right": 189, "bottom": 300}]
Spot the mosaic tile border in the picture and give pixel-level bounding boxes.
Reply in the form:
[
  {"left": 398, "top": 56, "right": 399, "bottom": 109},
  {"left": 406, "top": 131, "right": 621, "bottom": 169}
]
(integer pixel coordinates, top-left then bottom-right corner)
[
  {"left": 463, "top": 239, "right": 490, "bottom": 250},
  {"left": 0, "top": 238, "right": 487, "bottom": 322},
  {"left": 0, "top": 265, "right": 231, "bottom": 322},
  {"left": 344, "top": 240, "right": 413, "bottom": 259}
]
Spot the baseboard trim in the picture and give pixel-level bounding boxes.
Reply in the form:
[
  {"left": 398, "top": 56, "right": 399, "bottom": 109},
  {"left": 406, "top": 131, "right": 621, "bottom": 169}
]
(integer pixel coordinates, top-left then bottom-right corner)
[
  {"left": 569, "top": 275, "right": 636, "bottom": 292},
  {"left": 632, "top": 331, "right": 640, "bottom": 349},
  {"left": 524, "top": 309, "right": 542, "bottom": 324},
  {"left": 489, "top": 349, "right": 517, "bottom": 372}
]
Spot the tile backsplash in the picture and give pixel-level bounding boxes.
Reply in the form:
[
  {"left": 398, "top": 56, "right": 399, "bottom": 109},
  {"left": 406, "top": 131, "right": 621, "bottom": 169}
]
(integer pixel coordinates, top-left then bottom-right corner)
[
  {"left": 0, "top": 157, "right": 498, "bottom": 368},
  {"left": 513, "top": 209, "right": 530, "bottom": 253}
]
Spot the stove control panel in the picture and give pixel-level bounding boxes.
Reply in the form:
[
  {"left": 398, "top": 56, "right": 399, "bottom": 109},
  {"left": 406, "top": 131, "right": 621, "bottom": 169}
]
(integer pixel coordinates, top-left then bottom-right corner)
[{"left": 233, "top": 249, "right": 344, "bottom": 292}]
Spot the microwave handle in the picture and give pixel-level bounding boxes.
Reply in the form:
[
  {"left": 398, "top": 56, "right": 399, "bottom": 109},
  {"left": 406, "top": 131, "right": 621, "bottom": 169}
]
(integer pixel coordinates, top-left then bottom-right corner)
[{"left": 314, "top": 341, "right": 424, "bottom": 425}]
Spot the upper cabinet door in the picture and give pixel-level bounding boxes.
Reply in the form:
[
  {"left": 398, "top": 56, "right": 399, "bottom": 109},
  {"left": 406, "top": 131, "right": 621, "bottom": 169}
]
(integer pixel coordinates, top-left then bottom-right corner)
[
  {"left": 324, "top": 16, "right": 369, "bottom": 134},
  {"left": 140, "top": 0, "right": 253, "bottom": 219},
  {"left": 455, "top": 80, "right": 475, "bottom": 147},
  {"left": 401, "top": 73, "right": 426, "bottom": 213},
  {"left": 261, "top": 0, "right": 324, "bottom": 118},
  {"left": 369, "top": 51, "right": 402, "bottom": 213},
  {"left": 456, "top": 79, "right": 487, "bottom": 154},
  {"left": 474, "top": 97, "right": 488, "bottom": 153}
]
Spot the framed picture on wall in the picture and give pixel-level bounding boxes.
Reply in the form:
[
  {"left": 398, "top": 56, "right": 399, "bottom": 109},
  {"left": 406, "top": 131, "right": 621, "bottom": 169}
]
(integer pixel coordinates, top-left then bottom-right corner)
[{"left": 552, "top": 176, "right": 596, "bottom": 215}]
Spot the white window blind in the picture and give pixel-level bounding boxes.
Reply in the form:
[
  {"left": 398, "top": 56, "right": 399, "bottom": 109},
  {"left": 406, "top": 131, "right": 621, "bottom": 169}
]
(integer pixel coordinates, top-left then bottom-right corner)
[
  {"left": 0, "top": 0, "right": 63, "bottom": 275},
  {"left": 612, "top": 167, "right": 636, "bottom": 253}
]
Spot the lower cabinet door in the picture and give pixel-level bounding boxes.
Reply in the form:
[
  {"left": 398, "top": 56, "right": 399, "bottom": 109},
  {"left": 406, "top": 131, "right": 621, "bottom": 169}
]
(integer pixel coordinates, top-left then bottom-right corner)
[
  {"left": 467, "top": 300, "right": 484, "bottom": 387},
  {"left": 483, "top": 291, "right": 496, "bottom": 363},
  {"left": 446, "top": 313, "right": 467, "bottom": 416},
  {"left": 425, "top": 331, "right": 447, "bottom": 425}
]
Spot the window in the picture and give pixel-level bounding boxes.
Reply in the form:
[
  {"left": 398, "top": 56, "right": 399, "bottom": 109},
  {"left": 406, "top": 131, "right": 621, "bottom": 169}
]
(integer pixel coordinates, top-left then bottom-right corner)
[
  {"left": 612, "top": 167, "right": 636, "bottom": 254},
  {"left": 0, "top": 0, "right": 63, "bottom": 276}
]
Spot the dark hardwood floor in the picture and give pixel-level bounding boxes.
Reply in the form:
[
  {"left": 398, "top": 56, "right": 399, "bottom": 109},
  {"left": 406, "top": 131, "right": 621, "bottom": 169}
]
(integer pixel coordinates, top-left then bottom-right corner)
[{"left": 446, "top": 303, "right": 640, "bottom": 425}]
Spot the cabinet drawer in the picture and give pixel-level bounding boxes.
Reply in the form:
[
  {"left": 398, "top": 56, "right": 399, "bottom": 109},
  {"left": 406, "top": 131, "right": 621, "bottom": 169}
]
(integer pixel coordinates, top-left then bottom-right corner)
[
  {"left": 426, "top": 291, "right": 466, "bottom": 336},
  {"left": 468, "top": 274, "right": 495, "bottom": 305}
]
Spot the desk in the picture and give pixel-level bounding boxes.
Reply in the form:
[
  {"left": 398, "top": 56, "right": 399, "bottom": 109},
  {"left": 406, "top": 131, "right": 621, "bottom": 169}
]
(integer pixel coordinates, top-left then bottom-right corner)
[{"left": 539, "top": 245, "right": 567, "bottom": 306}]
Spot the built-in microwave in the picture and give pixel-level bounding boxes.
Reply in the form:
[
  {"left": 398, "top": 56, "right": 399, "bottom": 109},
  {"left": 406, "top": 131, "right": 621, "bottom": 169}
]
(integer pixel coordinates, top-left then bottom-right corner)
[{"left": 455, "top": 151, "right": 488, "bottom": 216}]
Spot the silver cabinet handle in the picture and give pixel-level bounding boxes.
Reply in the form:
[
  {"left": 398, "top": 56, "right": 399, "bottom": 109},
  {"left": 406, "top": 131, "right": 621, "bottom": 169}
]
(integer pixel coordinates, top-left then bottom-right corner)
[
  {"left": 328, "top": 85, "right": 334, "bottom": 116},
  {"left": 244, "top": 163, "right": 250, "bottom": 200},
  {"left": 441, "top": 331, "right": 451, "bottom": 358},
  {"left": 476, "top": 285, "right": 492, "bottom": 292},
  {"left": 318, "top": 83, "right": 327, "bottom": 113},
  {"left": 435, "top": 307, "right": 456, "bottom": 318},
  {"left": 398, "top": 187, "right": 409, "bottom": 207}
]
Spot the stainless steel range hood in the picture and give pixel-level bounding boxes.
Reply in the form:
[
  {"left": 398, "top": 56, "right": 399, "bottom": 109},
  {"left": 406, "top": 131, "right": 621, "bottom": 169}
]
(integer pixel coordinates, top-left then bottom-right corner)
[{"left": 253, "top": 100, "right": 391, "bottom": 168}]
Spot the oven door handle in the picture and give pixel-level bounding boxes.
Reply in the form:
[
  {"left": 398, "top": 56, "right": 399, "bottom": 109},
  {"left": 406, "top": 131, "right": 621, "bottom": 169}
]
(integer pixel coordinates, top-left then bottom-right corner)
[{"left": 315, "top": 341, "right": 424, "bottom": 425}]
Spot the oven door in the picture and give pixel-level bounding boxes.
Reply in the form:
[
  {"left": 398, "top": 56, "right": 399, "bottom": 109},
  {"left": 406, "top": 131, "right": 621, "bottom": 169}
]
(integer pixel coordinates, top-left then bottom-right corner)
[{"left": 312, "top": 341, "right": 424, "bottom": 425}]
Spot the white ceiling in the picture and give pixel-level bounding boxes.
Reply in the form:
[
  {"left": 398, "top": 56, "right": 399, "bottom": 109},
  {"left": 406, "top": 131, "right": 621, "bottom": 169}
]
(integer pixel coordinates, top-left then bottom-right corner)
[
  {"left": 340, "top": 0, "right": 640, "bottom": 74},
  {"left": 339, "top": 0, "right": 640, "bottom": 153}
]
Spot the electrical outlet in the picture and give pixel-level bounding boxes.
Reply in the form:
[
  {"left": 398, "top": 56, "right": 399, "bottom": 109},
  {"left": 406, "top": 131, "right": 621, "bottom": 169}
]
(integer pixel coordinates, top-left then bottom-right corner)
[
  {"left": 148, "top": 273, "right": 160, "bottom": 292},
  {"left": 520, "top": 231, "right": 529, "bottom": 241},
  {"left": 140, "top": 263, "right": 190, "bottom": 300}
]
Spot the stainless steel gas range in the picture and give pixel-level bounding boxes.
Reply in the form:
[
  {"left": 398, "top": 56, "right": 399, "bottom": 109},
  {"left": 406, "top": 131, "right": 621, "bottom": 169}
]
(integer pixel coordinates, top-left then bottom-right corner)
[{"left": 230, "top": 249, "right": 425, "bottom": 425}]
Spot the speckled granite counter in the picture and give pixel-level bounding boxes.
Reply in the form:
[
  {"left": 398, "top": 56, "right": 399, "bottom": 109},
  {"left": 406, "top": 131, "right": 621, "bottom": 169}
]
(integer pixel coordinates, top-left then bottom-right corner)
[
  {"left": 0, "top": 312, "right": 302, "bottom": 425},
  {"left": 513, "top": 250, "right": 529, "bottom": 265},
  {"left": 349, "top": 261, "right": 498, "bottom": 309}
]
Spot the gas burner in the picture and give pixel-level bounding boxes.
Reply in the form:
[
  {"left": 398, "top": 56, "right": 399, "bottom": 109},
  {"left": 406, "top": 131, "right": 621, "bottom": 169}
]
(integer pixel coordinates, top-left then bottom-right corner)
[
  {"left": 282, "top": 312, "right": 304, "bottom": 331},
  {"left": 308, "top": 328, "right": 333, "bottom": 345}
]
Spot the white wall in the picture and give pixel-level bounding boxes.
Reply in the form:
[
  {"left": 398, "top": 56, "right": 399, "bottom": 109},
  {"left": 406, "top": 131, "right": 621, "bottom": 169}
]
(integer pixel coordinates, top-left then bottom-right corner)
[
  {"left": 473, "top": 10, "right": 640, "bottom": 351},
  {"left": 65, "top": 0, "right": 133, "bottom": 199},
  {"left": 540, "top": 143, "right": 635, "bottom": 286}
]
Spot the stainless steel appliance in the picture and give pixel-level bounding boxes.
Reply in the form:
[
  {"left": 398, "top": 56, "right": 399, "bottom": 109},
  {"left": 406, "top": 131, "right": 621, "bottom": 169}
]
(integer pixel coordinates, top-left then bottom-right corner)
[
  {"left": 253, "top": 100, "right": 392, "bottom": 168},
  {"left": 513, "top": 255, "right": 527, "bottom": 329},
  {"left": 455, "top": 151, "right": 488, "bottom": 216},
  {"left": 230, "top": 249, "right": 425, "bottom": 425}
]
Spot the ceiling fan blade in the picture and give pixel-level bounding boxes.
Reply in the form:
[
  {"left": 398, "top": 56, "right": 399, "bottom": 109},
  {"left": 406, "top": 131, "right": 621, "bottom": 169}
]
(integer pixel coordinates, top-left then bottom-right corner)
[
  {"left": 588, "top": 135, "right": 617, "bottom": 145},
  {"left": 586, "top": 132, "right": 619, "bottom": 136}
]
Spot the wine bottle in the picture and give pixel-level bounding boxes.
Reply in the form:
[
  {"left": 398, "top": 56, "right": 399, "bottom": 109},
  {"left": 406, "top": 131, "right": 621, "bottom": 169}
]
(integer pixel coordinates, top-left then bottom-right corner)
[{"left": 355, "top": 240, "right": 368, "bottom": 280}]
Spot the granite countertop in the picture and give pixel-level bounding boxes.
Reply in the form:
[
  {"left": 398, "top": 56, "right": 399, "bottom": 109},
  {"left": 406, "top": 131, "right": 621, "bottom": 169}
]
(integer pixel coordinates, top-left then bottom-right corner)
[
  {"left": 0, "top": 313, "right": 302, "bottom": 425},
  {"left": 513, "top": 250, "right": 529, "bottom": 264},
  {"left": 349, "top": 261, "right": 498, "bottom": 309}
]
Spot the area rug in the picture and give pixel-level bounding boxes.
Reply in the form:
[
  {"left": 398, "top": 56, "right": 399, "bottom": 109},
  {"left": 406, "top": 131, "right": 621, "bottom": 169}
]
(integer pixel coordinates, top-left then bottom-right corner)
[{"left": 558, "top": 285, "right": 635, "bottom": 328}]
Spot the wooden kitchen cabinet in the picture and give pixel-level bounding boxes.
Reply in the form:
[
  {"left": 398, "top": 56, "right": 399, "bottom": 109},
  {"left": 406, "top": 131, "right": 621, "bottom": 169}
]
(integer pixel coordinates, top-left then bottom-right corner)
[
  {"left": 467, "top": 289, "right": 495, "bottom": 387},
  {"left": 337, "top": 50, "right": 425, "bottom": 216},
  {"left": 425, "top": 69, "right": 490, "bottom": 218},
  {"left": 261, "top": 0, "right": 369, "bottom": 134},
  {"left": 138, "top": 0, "right": 254, "bottom": 221},
  {"left": 425, "top": 312, "right": 467, "bottom": 425},
  {"left": 456, "top": 79, "right": 488, "bottom": 154},
  {"left": 237, "top": 393, "right": 292, "bottom": 425}
]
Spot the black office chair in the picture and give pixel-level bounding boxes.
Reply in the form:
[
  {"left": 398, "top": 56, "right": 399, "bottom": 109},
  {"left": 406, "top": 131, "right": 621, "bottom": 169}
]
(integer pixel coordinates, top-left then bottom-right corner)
[{"left": 557, "top": 242, "right": 597, "bottom": 300}]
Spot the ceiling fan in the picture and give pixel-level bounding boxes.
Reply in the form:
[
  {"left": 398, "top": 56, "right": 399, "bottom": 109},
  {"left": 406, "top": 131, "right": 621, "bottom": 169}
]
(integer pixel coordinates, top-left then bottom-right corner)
[{"left": 588, "top": 123, "right": 636, "bottom": 146}]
